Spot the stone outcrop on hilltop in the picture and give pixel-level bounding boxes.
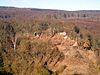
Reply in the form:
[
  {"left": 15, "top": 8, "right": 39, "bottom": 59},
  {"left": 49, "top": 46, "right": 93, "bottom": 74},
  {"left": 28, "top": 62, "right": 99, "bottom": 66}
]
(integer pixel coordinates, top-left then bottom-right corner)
[
  {"left": 0, "top": 32, "right": 100, "bottom": 75},
  {"left": 50, "top": 33, "right": 99, "bottom": 75},
  {"left": 36, "top": 32, "right": 100, "bottom": 75}
]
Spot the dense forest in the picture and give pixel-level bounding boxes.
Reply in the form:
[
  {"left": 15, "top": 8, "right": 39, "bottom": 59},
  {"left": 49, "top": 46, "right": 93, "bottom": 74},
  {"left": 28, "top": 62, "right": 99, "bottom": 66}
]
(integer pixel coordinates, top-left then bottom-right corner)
[{"left": 0, "top": 6, "right": 100, "bottom": 75}]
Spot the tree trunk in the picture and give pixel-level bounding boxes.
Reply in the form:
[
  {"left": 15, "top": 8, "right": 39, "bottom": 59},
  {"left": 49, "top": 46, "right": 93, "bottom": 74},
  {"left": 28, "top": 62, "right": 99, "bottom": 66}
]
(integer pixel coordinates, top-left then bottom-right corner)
[{"left": 11, "top": 36, "right": 17, "bottom": 51}]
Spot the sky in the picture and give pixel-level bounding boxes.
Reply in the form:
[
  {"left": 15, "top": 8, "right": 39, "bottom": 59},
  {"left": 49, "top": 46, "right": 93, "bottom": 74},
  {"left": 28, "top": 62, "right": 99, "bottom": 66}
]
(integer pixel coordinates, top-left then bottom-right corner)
[{"left": 0, "top": 0, "right": 100, "bottom": 11}]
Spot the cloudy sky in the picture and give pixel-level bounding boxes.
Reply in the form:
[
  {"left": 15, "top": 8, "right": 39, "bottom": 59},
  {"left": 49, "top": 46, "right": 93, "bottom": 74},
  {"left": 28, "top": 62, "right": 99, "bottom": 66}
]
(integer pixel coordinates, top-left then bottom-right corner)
[{"left": 0, "top": 0, "right": 100, "bottom": 10}]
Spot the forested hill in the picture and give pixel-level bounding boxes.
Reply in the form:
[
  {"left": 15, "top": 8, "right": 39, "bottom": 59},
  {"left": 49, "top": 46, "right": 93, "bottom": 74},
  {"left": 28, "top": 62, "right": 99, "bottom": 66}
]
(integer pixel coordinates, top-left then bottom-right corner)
[
  {"left": 0, "top": 6, "right": 100, "bottom": 20},
  {"left": 0, "top": 6, "right": 100, "bottom": 37}
]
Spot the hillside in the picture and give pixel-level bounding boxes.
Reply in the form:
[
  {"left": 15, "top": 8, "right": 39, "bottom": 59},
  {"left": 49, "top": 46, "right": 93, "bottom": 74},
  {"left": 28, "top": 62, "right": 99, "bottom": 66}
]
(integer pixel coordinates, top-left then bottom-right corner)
[
  {"left": 0, "top": 6, "right": 100, "bottom": 75},
  {"left": 0, "top": 6, "right": 100, "bottom": 36}
]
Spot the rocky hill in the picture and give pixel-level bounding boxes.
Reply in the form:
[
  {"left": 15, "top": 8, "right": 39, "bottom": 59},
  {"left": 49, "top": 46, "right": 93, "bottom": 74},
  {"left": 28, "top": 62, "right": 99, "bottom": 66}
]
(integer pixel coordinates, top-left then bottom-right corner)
[{"left": 0, "top": 6, "right": 100, "bottom": 75}]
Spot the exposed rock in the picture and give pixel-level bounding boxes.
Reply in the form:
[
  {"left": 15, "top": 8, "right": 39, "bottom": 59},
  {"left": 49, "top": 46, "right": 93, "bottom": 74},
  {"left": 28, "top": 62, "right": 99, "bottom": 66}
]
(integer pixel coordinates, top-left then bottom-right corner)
[
  {"left": 64, "top": 35, "right": 68, "bottom": 39},
  {"left": 83, "top": 42, "right": 91, "bottom": 50},
  {"left": 72, "top": 41, "right": 79, "bottom": 47},
  {"left": 59, "top": 32, "right": 66, "bottom": 36}
]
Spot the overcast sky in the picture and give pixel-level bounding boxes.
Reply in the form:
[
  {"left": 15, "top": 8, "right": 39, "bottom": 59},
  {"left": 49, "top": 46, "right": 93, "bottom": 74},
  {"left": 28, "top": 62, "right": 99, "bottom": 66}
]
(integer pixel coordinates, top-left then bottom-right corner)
[{"left": 0, "top": 0, "right": 100, "bottom": 10}]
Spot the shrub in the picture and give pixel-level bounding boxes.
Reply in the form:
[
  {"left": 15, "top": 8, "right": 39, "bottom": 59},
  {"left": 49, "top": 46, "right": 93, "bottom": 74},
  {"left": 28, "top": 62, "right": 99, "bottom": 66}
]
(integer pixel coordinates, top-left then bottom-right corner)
[
  {"left": 73, "top": 26, "right": 80, "bottom": 34},
  {"left": 56, "top": 65, "right": 66, "bottom": 74},
  {"left": 32, "top": 66, "right": 51, "bottom": 75},
  {"left": 19, "top": 39, "right": 31, "bottom": 52}
]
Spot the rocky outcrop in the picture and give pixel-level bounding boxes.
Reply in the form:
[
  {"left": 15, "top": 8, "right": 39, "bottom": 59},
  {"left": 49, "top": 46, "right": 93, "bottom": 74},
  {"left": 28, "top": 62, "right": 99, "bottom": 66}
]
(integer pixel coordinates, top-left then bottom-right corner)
[{"left": 0, "top": 33, "right": 100, "bottom": 75}]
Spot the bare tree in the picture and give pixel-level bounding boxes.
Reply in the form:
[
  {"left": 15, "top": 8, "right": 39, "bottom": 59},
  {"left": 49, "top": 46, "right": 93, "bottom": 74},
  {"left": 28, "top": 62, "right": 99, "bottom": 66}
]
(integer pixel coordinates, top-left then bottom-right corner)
[{"left": 10, "top": 33, "right": 21, "bottom": 51}]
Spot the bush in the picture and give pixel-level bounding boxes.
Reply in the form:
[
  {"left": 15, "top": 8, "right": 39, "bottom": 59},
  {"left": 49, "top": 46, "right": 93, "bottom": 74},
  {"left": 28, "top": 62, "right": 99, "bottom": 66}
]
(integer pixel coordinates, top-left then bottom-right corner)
[
  {"left": 56, "top": 65, "right": 66, "bottom": 74},
  {"left": 32, "top": 66, "right": 51, "bottom": 75},
  {"left": 19, "top": 39, "right": 31, "bottom": 52},
  {"left": 73, "top": 26, "right": 80, "bottom": 34}
]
